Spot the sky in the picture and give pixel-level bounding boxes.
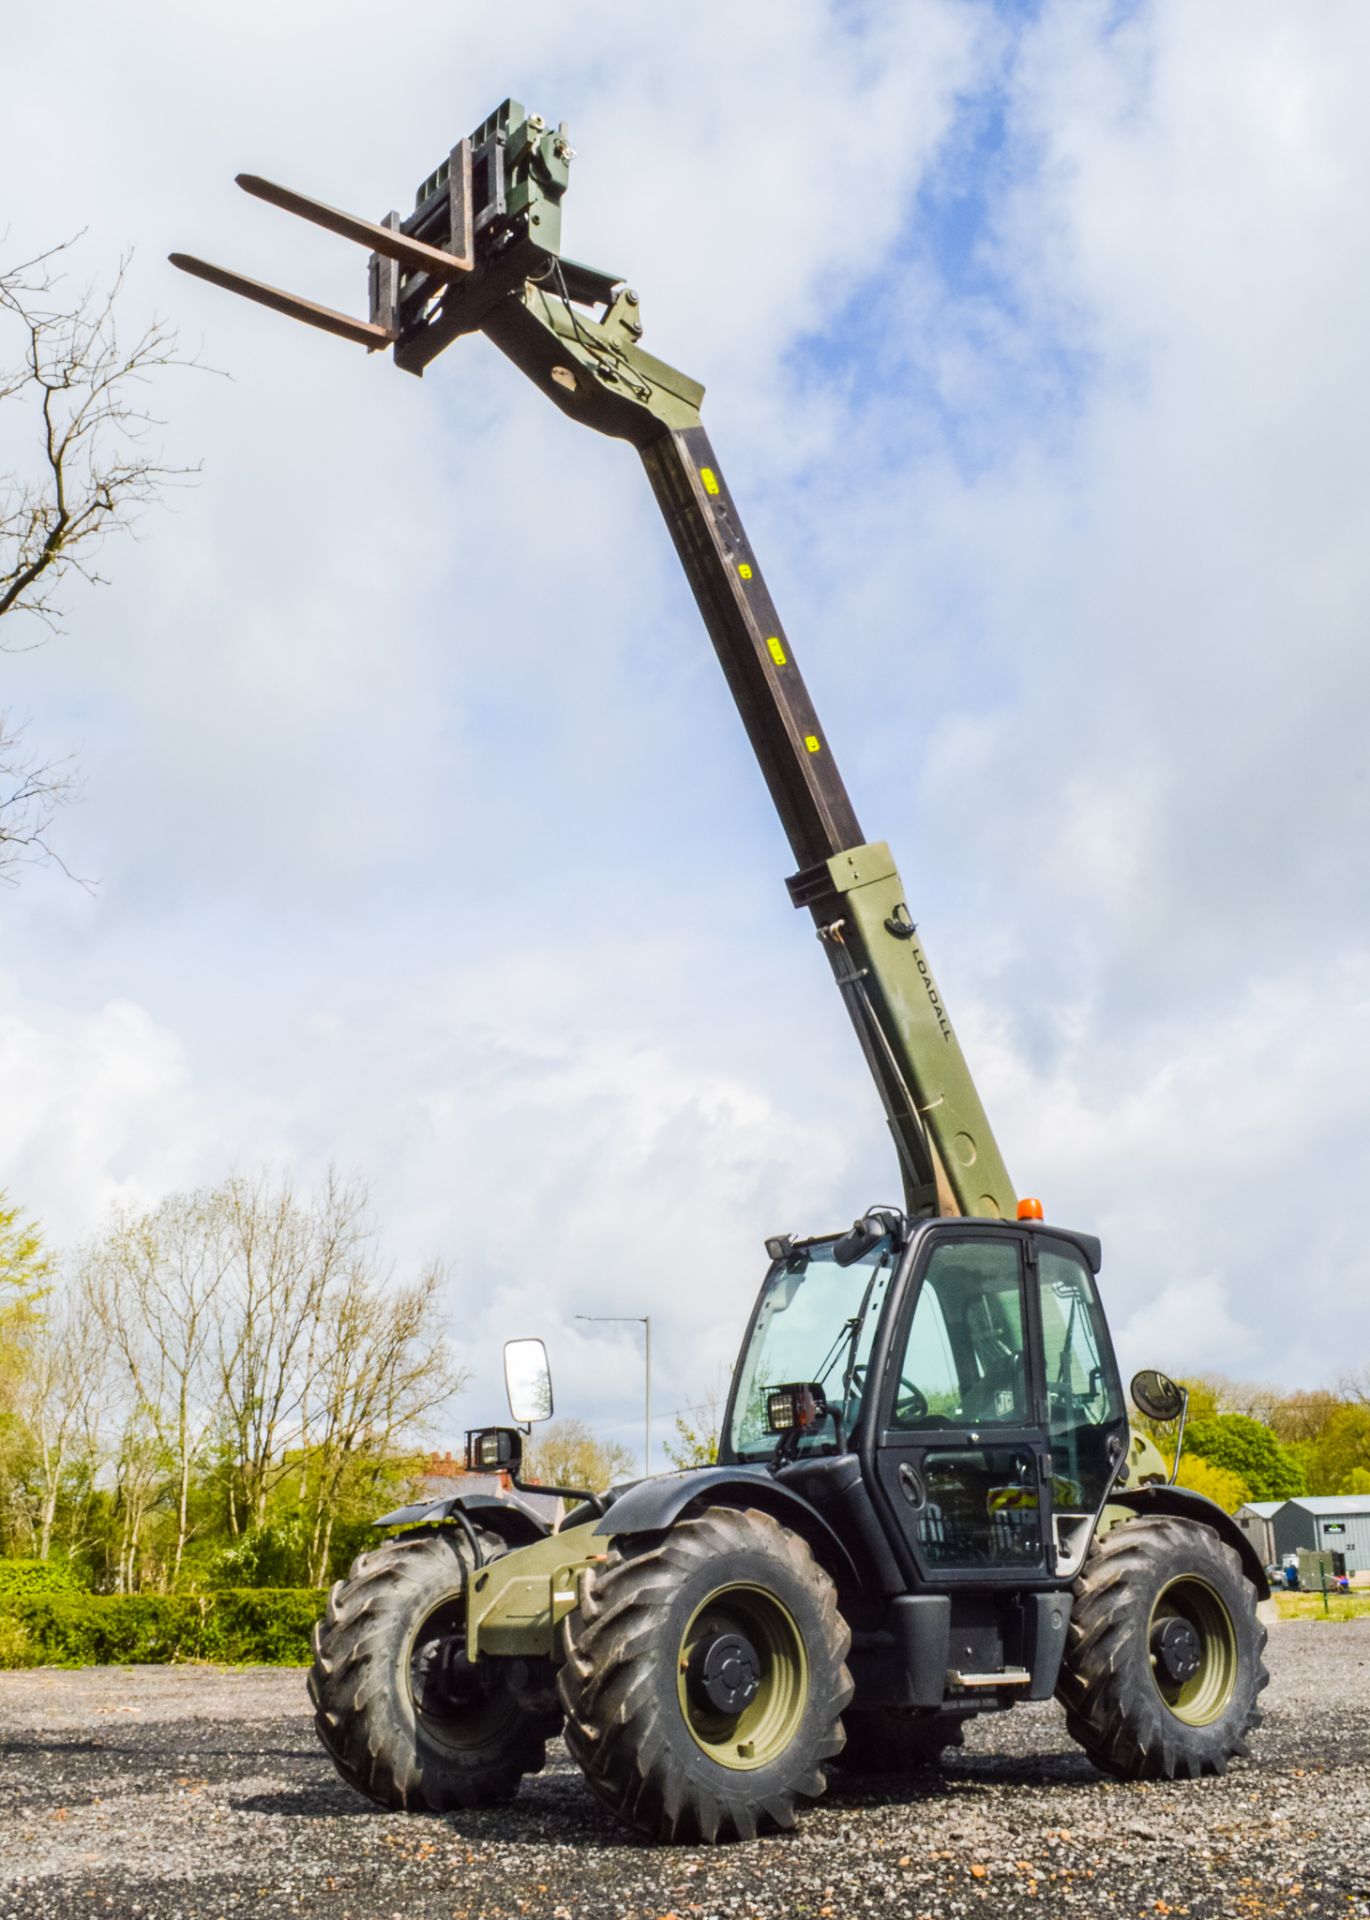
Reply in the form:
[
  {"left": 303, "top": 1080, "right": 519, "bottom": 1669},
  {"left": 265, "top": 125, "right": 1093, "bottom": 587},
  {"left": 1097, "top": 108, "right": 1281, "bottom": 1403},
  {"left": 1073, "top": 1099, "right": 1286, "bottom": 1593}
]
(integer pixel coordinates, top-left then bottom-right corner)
[{"left": 2, "top": 1, "right": 1369, "bottom": 1469}]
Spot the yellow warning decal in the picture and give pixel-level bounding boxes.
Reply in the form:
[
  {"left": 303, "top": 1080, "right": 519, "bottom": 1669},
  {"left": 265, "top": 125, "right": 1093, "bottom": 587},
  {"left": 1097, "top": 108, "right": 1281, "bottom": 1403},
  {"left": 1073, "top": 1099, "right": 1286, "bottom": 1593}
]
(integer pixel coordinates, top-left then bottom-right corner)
[
  {"left": 804, "top": 733, "right": 821, "bottom": 753},
  {"left": 738, "top": 563, "right": 753, "bottom": 580},
  {"left": 988, "top": 1485, "right": 1039, "bottom": 1513},
  {"left": 700, "top": 468, "right": 720, "bottom": 495},
  {"left": 767, "top": 635, "right": 787, "bottom": 666}
]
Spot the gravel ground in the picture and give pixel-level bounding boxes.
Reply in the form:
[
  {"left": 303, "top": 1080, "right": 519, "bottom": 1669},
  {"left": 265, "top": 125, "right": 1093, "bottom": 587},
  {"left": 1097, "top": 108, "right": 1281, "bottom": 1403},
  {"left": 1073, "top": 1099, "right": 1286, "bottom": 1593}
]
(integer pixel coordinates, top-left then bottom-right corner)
[{"left": 1, "top": 1621, "right": 1367, "bottom": 1920}]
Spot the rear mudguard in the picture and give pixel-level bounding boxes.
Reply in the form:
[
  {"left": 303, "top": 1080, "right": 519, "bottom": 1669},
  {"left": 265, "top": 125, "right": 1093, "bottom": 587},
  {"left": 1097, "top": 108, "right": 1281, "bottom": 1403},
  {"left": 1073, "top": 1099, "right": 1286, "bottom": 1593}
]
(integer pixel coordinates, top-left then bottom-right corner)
[
  {"left": 373, "top": 1491, "right": 550, "bottom": 1552},
  {"left": 1106, "top": 1484, "right": 1270, "bottom": 1599},
  {"left": 594, "top": 1466, "right": 864, "bottom": 1601}
]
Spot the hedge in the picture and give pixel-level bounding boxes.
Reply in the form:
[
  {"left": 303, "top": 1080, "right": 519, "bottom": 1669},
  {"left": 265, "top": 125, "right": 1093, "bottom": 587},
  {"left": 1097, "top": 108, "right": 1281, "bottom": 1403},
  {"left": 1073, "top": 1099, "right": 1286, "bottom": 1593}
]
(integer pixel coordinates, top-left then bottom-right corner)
[
  {"left": 0, "top": 1558, "right": 82, "bottom": 1599},
  {"left": 0, "top": 1587, "right": 325, "bottom": 1667}
]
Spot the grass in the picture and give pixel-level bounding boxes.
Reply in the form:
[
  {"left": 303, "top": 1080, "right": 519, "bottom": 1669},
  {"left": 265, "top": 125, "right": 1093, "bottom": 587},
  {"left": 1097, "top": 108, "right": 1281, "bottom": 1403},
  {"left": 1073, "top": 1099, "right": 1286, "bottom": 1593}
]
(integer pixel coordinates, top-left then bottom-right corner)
[{"left": 1272, "top": 1589, "right": 1370, "bottom": 1622}]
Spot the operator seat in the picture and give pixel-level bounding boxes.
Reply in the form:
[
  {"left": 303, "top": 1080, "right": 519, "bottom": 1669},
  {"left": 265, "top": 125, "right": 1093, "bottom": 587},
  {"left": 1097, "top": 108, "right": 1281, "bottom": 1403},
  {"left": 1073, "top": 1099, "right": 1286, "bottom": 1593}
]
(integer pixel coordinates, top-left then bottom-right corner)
[{"left": 960, "top": 1290, "right": 1027, "bottom": 1424}]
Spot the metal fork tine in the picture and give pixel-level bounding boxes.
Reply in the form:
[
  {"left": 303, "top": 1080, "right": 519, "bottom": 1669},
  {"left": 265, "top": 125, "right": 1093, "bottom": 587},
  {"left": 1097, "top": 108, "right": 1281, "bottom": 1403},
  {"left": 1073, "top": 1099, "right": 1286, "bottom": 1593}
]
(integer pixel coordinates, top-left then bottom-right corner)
[
  {"left": 236, "top": 174, "right": 475, "bottom": 282},
  {"left": 168, "top": 253, "right": 396, "bottom": 350}
]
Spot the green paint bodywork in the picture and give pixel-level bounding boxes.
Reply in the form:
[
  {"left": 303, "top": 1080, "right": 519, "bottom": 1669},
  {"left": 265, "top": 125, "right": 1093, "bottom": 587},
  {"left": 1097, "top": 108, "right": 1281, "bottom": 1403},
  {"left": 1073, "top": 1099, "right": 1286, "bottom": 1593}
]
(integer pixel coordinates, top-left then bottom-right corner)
[
  {"left": 465, "top": 1521, "right": 600, "bottom": 1660},
  {"left": 819, "top": 843, "right": 1017, "bottom": 1220},
  {"left": 483, "top": 282, "right": 704, "bottom": 446}
]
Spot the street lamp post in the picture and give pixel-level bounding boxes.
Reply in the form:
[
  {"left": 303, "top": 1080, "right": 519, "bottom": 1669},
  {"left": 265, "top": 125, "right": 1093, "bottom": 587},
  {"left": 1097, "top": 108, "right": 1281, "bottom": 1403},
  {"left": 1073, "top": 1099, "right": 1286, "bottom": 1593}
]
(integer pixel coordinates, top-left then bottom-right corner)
[{"left": 576, "top": 1313, "right": 652, "bottom": 1477}]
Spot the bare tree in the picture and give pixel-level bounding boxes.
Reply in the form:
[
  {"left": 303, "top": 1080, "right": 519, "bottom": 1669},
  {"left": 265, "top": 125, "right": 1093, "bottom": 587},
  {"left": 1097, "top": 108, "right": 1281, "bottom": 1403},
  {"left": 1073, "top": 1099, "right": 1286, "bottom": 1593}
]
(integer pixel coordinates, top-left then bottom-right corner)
[
  {"left": 523, "top": 1418, "right": 636, "bottom": 1494},
  {"left": 300, "top": 1260, "right": 465, "bottom": 1585},
  {"left": 214, "top": 1171, "right": 375, "bottom": 1533},
  {"left": 87, "top": 1194, "right": 229, "bottom": 1587},
  {"left": 0, "top": 237, "right": 192, "bottom": 880},
  {"left": 16, "top": 1270, "right": 110, "bottom": 1562}
]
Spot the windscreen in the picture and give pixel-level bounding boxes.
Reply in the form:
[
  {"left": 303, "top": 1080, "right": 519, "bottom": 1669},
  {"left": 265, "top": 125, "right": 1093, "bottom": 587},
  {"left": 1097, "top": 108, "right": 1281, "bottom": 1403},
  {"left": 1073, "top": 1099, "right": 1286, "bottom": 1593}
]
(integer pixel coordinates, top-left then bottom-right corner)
[{"left": 726, "top": 1238, "right": 893, "bottom": 1460}]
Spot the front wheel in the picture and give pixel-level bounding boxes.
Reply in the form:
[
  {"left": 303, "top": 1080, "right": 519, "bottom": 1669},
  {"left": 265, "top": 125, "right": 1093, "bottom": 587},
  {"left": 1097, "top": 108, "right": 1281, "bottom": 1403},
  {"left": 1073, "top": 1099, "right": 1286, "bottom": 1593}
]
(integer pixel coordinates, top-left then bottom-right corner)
[
  {"left": 559, "top": 1505, "right": 853, "bottom": 1843},
  {"left": 309, "top": 1527, "right": 561, "bottom": 1811},
  {"left": 1057, "top": 1514, "right": 1268, "bottom": 1780}
]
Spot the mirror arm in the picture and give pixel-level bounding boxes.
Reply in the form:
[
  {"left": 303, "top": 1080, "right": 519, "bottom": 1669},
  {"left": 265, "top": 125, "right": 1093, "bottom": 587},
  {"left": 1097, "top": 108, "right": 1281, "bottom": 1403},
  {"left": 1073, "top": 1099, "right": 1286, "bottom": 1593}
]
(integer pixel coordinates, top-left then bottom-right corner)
[{"left": 1168, "top": 1386, "right": 1191, "bottom": 1486}]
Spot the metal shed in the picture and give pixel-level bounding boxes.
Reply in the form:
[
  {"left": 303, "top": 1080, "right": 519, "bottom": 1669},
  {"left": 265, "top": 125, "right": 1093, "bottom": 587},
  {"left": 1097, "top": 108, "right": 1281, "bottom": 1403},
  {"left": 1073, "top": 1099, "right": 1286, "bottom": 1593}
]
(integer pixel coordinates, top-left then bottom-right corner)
[
  {"left": 1235, "top": 1500, "right": 1282, "bottom": 1567},
  {"left": 1270, "top": 1495, "right": 1370, "bottom": 1570}
]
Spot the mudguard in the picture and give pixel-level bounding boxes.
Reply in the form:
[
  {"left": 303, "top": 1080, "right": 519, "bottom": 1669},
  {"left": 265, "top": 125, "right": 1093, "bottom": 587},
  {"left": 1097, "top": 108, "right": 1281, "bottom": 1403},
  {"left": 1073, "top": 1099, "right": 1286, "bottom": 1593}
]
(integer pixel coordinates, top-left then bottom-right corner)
[
  {"left": 373, "top": 1491, "right": 550, "bottom": 1551},
  {"left": 1108, "top": 1484, "right": 1270, "bottom": 1599},
  {"left": 593, "top": 1466, "right": 864, "bottom": 1598}
]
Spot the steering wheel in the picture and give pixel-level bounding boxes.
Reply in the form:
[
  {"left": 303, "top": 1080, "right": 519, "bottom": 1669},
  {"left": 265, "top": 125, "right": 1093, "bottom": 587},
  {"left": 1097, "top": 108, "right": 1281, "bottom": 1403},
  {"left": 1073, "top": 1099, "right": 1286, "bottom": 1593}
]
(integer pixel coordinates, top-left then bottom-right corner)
[
  {"left": 848, "top": 1363, "right": 927, "bottom": 1423},
  {"left": 894, "top": 1377, "right": 928, "bottom": 1423}
]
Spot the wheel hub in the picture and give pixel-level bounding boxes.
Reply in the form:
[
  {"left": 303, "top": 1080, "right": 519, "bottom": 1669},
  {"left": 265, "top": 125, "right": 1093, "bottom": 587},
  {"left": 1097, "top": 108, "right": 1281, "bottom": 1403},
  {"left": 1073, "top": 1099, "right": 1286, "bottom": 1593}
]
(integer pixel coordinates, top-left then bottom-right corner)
[
  {"left": 1151, "top": 1614, "right": 1203, "bottom": 1685},
  {"left": 688, "top": 1631, "right": 762, "bottom": 1715}
]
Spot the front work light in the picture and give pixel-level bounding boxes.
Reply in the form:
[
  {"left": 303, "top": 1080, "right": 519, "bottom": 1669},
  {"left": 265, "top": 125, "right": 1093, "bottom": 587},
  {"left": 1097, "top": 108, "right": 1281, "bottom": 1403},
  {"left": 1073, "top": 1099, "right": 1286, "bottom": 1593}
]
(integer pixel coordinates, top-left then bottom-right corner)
[
  {"left": 765, "top": 1383, "right": 829, "bottom": 1435},
  {"left": 466, "top": 1426, "right": 523, "bottom": 1472}
]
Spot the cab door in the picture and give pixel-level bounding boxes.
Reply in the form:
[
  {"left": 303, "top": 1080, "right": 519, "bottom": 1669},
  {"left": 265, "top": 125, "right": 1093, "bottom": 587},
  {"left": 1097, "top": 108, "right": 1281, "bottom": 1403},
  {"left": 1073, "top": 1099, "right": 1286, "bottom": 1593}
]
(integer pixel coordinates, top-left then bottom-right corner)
[{"left": 869, "top": 1230, "right": 1051, "bottom": 1583}]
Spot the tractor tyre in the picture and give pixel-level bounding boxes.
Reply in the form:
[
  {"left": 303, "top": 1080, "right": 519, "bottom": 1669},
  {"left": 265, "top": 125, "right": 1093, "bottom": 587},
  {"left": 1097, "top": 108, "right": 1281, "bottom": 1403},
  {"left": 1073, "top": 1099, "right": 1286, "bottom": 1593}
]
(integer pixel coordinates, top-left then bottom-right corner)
[
  {"left": 309, "top": 1526, "right": 562, "bottom": 1812},
  {"left": 1057, "top": 1513, "right": 1268, "bottom": 1781},
  {"left": 558, "top": 1505, "right": 852, "bottom": 1843},
  {"left": 830, "top": 1708, "right": 967, "bottom": 1774}
]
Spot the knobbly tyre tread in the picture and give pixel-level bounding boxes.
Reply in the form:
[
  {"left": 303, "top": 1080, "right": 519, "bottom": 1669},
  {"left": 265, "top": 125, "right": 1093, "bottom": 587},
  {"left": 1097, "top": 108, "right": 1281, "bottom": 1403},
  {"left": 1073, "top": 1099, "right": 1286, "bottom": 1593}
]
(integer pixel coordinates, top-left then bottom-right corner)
[
  {"left": 308, "top": 1525, "right": 561, "bottom": 1812},
  {"left": 1057, "top": 1513, "right": 1268, "bottom": 1781},
  {"left": 557, "top": 1504, "right": 853, "bottom": 1844},
  {"left": 830, "top": 1708, "right": 967, "bottom": 1775}
]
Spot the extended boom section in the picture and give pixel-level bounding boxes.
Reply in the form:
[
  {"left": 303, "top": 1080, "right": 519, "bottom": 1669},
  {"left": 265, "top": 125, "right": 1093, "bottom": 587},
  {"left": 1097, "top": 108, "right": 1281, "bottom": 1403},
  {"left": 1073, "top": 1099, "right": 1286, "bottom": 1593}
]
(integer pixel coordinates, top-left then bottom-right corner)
[{"left": 171, "top": 96, "right": 1016, "bottom": 1221}]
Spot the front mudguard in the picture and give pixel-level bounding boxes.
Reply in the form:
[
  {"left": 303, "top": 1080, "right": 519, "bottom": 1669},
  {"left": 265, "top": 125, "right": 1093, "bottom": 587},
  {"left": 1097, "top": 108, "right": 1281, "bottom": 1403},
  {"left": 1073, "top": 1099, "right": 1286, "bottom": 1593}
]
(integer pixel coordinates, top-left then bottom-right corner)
[
  {"left": 373, "top": 1491, "right": 550, "bottom": 1553},
  {"left": 1105, "top": 1483, "right": 1270, "bottom": 1599},
  {"left": 594, "top": 1466, "right": 865, "bottom": 1602}
]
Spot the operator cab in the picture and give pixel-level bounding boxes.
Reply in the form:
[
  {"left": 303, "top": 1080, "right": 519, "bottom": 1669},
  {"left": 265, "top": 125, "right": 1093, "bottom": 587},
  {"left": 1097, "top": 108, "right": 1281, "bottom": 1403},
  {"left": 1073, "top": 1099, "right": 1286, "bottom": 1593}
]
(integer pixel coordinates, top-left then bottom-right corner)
[{"left": 720, "top": 1213, "right": 1128, "bottom": 1585}]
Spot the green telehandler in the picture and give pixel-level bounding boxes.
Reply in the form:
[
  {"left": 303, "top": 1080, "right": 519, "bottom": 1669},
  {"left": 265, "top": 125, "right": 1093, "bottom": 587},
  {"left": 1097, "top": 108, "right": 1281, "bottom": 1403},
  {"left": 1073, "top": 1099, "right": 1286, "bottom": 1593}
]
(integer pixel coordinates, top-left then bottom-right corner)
[{"left": 174, "top": 98, "right": 1269, "bottom": 1845}]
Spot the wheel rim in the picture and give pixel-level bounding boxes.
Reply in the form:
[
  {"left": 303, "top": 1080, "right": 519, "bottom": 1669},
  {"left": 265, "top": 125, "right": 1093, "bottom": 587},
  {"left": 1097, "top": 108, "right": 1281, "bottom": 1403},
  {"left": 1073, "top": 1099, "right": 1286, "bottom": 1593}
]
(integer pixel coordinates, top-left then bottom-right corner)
[
  {"left": 675, "top": 1583, "right": 808, "bottom": 1772},
  {"left": 408, "top": 1594, "right": 521, "bottom": 1752},
  {"left": 1147, "top": 1575, "right": 1239, "bottom": 1726}
]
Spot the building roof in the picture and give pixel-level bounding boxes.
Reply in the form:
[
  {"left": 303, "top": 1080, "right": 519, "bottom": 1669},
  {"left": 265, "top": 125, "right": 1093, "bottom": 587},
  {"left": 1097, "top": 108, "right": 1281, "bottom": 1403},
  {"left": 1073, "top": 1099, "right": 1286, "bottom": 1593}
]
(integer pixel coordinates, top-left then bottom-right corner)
[
  {"left": 1283, "top": 1495, "right": 1370, "bottom": 1516},
  {"left": 1238, "top": 1501, "right": 1283, "bottom": 1518}
]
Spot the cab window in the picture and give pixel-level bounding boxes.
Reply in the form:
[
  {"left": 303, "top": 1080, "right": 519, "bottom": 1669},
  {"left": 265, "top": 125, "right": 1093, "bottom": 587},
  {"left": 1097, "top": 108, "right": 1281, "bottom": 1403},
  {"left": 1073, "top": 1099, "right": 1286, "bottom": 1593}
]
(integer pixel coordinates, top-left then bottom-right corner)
[
  {"left": 1036, "top": 1244, "right": 1124, "bottom": 1510},
  {"left": 890, "top": 1237, "right": 1029, "bottom": 1429}
]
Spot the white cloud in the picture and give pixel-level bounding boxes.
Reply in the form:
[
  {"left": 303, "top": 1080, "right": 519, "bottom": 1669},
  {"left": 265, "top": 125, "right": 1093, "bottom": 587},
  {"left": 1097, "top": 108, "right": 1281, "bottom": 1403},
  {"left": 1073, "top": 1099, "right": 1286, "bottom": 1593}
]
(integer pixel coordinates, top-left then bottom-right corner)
[{"left": 2, "top": 0, "right": 1369, "bottom": 1468}]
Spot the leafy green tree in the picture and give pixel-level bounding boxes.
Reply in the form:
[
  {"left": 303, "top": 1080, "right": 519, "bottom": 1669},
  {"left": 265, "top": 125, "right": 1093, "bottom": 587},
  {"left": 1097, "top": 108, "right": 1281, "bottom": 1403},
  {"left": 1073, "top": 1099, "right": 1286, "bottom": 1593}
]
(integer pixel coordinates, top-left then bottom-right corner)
[
  {"left": 1184, "top": 1413, "right": 1304, "bottom": 1502},
  {"left": 0, "top": 1192, "right": 51, "bottom": 1499},
  {"left": 1301, "top": 1403, "right": 1370, "bottom": 1497},
  {"left": 0, "top": 1190, "right": 50, "bottom": 1347},
  {"left": 664, "top": 1411, "right": 719, "bottom": 1469},
  {"left": 1172, "top": 1453, "right": 1250, "bottom": 1513}
]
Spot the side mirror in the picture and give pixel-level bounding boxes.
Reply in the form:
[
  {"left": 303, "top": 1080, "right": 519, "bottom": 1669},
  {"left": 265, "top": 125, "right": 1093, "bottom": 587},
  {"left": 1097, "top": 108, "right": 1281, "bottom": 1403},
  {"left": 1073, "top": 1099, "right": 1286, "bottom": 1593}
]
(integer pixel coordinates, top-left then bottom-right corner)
[
  {"left": 1130, "top": 1368, "right": 1186, "bottom": 1424},
  {"left": 466, "top": 1426, "right": 523, "bottom": 1473},
  {"left": 833, "top": 1215, "right": 883, "bottom": 1268},
  {"left": 504, "top": 1337, "right": 553, "bottom": 1426}
]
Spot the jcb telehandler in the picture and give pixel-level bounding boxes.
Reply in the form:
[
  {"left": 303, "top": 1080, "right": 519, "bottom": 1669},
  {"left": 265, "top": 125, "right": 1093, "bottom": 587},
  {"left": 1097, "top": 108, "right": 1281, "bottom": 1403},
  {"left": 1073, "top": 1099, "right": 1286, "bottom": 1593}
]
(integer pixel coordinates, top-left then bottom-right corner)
[{"left": 175, "top": 97, "right": 1269, "bottom": 1845}]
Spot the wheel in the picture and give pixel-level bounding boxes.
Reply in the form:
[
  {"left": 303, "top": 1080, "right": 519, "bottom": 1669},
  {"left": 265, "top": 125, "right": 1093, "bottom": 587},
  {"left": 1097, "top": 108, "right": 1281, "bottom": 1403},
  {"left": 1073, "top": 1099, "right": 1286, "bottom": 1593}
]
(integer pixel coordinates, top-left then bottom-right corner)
[
  {"left": 309, "top": 1526, "right": 562, "bottom": 1811},
  {"left": 558, "top": 1505, "right": 853, "bottom": 1843},
  {"left": 830, "top": 1708, "right": 966, "bottom": 1774},
  {"left": 1057, "top": 1514, "right": 1268, "bottom": 1780}
]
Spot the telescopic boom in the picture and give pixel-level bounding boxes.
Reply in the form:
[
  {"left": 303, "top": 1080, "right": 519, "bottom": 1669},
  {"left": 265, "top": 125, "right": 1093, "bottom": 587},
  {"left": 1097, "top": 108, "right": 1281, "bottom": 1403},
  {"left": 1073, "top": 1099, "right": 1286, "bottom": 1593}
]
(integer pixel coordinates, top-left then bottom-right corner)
[{"left": 172, "top": 97, "right": 1018, "bottom": 1222}]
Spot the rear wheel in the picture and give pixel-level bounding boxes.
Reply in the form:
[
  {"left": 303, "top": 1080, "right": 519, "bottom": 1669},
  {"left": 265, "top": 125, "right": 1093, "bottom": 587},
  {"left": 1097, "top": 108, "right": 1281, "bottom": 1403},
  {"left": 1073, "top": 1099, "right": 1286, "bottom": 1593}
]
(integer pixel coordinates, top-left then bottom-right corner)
[
  {"left": 1057, "top": 1514, "right": 1267, "bottom": 1780},
  {"left": 831, "top": 1708, "right": 967, "bottom": 1774},
  {"left": 559, "top": 1505, "right": 852, "bottom": 1843},
  {"left": 309, "top": 1527, "right": 561, "bottom": 1811}
]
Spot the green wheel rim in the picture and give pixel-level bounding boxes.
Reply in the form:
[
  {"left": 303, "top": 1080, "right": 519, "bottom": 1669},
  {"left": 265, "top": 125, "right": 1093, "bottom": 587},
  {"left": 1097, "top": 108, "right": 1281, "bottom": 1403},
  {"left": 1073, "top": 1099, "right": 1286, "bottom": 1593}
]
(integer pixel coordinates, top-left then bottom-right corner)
[
  {"left": 675, "top": 1583, "right": 808, "bottom": 1772},
  {"left": 1148, "top": 1575, "right": 1239, "bottom": 1726}
]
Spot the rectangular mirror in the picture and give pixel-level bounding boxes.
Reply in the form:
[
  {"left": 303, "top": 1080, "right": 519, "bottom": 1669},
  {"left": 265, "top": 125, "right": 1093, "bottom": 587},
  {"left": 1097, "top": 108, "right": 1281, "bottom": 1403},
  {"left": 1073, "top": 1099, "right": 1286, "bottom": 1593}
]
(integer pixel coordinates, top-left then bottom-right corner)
[{"left": 504, "top": 1336, "right": 553, "bottom": 1425}]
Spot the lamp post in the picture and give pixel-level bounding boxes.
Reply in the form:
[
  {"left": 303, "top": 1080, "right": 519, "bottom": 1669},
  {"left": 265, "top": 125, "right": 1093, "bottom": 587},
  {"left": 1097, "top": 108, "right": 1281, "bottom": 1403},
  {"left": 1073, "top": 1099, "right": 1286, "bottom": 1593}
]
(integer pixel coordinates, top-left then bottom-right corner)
[{"left": 576, "top": 1313, "right": 652, "bottom": 1477}]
